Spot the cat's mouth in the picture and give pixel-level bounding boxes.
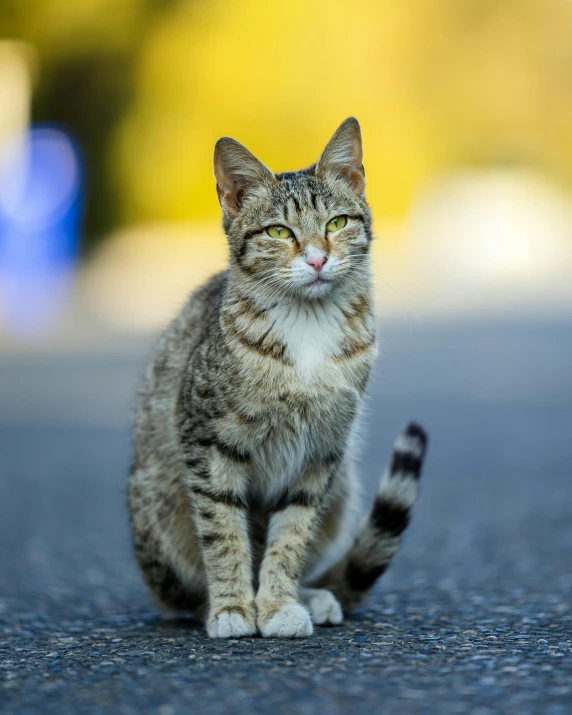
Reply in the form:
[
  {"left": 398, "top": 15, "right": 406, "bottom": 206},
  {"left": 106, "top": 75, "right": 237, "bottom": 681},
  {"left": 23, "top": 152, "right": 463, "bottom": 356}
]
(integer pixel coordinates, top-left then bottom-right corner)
[
  {"left": 306, "top": 274, "right": 331, "bottom": 286},
  {"left": 302, "top": 274, "right": 333, "bottom": 297}
]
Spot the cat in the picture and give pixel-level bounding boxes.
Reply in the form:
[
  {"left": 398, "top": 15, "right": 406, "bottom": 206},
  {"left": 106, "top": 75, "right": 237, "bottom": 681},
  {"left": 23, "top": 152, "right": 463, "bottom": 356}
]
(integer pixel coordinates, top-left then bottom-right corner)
[{"left": 128, "top": 117, "right": 428, "bottom": 639}]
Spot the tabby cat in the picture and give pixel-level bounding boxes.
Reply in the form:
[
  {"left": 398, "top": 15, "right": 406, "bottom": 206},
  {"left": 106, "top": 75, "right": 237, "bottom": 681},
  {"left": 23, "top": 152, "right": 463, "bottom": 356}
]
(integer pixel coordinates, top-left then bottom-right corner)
[{"left": 128, "top": 118, "right": 428, "bottom": 638}]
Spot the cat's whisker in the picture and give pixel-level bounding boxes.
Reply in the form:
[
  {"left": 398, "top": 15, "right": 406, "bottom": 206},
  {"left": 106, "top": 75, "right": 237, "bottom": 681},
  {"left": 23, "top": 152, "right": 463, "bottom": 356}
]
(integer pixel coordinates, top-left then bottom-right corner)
[{"left": 252, "top": 279, "right": 293, "bottom": 305}]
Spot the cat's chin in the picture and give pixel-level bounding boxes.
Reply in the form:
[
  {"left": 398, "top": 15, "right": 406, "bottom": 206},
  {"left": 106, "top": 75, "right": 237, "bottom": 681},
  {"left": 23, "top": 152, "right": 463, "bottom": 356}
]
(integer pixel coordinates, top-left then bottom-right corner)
[{"left": 298, "top": 278, "right": 334, "bottom": 300}]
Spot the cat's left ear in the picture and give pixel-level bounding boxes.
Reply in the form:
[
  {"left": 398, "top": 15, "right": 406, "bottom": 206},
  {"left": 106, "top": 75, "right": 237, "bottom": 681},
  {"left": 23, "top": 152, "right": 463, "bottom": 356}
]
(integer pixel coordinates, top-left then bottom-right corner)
[
  {"left": 316, "top": 117, "right": 365, "bottom": 195},
  {"left": 214, "top": 137, "right": 276, "bottom": 217}
]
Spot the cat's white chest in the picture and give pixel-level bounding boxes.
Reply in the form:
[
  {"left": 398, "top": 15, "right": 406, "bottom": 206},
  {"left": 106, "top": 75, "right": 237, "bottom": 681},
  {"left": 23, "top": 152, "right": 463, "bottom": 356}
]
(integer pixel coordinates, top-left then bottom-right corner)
[{"left": 271, "top": 300, "right": 345, "bottom": 381}]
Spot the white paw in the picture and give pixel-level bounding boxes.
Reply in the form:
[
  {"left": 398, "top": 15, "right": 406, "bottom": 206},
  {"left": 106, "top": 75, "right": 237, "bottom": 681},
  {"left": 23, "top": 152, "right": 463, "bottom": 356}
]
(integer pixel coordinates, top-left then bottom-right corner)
[
  {"left": 207, "top": 611, "right": 256, "bottom": 639},
  {"left": 260, "top": 603, "right": 313, "bottom": 639},
  {"left": 303, "top": 589, "right": 343, "bottom": 626}
]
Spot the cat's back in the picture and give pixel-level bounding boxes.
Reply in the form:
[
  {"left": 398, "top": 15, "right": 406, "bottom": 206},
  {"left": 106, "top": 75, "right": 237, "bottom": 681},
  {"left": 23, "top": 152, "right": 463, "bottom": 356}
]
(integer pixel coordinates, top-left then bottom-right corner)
[{"left": 133, "top": 271, "right": 227, "bottom": 459}]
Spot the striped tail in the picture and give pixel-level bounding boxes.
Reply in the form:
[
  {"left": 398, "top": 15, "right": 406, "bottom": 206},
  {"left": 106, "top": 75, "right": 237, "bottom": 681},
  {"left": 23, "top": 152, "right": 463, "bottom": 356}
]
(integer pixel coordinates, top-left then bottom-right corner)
[{"left": 314, "top": 422, "right": 428, "bottom": 612}]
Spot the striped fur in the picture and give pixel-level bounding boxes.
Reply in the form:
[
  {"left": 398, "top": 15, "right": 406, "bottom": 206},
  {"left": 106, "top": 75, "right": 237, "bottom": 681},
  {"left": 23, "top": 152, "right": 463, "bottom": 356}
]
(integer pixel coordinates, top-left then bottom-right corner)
[
  {"left": 128, "top": 118, "right": 428, "bottom": 639},
  {"left": 314, "top": 422, "right": 428, "bottom": 610}
]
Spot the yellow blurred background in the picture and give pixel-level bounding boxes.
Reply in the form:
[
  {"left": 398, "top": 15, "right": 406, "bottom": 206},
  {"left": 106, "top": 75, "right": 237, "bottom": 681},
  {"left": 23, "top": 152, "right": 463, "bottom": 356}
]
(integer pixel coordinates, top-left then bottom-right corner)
[{"left": 1, "top": 0, "right": 572, "bottom": 339}]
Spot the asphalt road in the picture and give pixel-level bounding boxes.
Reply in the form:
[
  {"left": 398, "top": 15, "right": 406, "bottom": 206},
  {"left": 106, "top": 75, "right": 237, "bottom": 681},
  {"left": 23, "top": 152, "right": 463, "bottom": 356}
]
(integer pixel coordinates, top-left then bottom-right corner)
[{"left": 1, "top": 318, "right": 571, "bottom": 714}]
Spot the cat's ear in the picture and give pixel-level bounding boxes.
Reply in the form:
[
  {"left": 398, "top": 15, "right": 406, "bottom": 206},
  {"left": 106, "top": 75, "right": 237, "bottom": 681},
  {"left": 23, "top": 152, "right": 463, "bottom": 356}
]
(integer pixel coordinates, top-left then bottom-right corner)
[
  {"left": 316, "top": 117, "right": 365, "bottom": 195},
  {"left": 214, "top": 138, "right": 276, "bottom": 216}
]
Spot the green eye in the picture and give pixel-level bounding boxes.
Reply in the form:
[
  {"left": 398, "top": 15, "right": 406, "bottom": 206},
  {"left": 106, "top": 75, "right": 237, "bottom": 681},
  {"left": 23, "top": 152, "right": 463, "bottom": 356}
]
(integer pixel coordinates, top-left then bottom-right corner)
[
  {"left": 266, "top": 225, "right": 292, "bottom": 239},
  {"left": 326, "top": 215, "right": 348, "bottom": 233}
]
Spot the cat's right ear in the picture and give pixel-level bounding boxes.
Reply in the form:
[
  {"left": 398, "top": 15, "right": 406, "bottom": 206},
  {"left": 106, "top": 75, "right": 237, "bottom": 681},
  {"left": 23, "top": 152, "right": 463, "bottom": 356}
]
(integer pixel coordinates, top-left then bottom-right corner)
[{"left": 214, "top": 138, "right": 276, "bottom": 217}]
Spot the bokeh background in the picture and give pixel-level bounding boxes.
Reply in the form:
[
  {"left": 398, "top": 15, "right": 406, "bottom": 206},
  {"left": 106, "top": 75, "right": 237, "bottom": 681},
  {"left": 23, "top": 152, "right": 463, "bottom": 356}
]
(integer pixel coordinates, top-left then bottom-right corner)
[
  {"left": 2, "top": 0, "right": 572, "bottom": 341},
  {"left": 0, "top": 0, "right": 571, "bottom": 622}
]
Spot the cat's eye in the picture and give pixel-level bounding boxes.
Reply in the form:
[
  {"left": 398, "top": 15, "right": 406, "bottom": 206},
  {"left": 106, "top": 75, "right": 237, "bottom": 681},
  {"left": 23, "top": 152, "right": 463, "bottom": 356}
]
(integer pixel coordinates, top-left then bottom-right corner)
[
  {"left": 266, "top": 225, "right": 292, "bottom": 239},
  {"left": 326, "top": 215, "right": 347, "bottom": 233}
]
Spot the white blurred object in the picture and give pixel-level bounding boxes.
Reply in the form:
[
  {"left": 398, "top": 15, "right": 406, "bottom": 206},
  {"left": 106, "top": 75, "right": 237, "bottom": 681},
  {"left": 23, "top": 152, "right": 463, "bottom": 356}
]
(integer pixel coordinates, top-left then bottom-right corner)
[
  {"left": 0, "top": 42, "right": 31, "bottom": 160},
  {"left": 408, "top": 170, "right": 572, "bottom": 315},
  {"left": 0, "top": 42, "right": 32, "bottom": 222}
]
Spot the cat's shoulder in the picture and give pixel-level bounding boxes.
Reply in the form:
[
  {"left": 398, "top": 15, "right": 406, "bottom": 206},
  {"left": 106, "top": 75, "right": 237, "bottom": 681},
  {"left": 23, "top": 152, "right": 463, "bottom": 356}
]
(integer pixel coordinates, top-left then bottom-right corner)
[
  {"left": 171, "top": 270, "right": 228, "bottom": 327},
  {"left": 190, "top": 270, "right": 228, "bottom": 311}
]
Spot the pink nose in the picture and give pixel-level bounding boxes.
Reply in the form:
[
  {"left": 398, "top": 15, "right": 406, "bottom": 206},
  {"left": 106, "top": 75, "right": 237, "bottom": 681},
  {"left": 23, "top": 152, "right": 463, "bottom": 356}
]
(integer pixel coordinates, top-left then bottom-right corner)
[{"left": 306, "top": 255, "right": 327, "bottom": 272}]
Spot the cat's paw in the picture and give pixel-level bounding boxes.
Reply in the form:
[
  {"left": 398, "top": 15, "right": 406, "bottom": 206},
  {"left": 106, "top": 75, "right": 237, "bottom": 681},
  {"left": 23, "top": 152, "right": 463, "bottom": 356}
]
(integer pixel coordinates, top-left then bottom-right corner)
[
  {"left": 302, "top": 588, "right": 343, "bottom": 626},
  {"left": 259, "top": 603, "right": 313, "bottom": 638},
  {"left": 207, "top": 611, "right": 256, "bottom": 639}
]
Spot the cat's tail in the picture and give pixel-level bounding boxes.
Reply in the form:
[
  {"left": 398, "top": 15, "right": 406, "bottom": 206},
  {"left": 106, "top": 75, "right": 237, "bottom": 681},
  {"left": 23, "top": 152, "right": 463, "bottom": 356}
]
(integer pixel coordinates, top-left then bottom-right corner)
[{"left": 313, "top": 422, "right": 428, "bottom": 612}]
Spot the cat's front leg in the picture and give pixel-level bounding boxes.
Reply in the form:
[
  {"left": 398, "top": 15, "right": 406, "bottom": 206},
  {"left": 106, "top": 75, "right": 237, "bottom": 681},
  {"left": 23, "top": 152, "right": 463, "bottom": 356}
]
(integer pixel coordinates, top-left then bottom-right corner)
[
  {"left": 256, "top": 465, "right": 332, "bottom": 638},
  {"left": 185, "top": 461, "right": 256, "bottom": 639}
]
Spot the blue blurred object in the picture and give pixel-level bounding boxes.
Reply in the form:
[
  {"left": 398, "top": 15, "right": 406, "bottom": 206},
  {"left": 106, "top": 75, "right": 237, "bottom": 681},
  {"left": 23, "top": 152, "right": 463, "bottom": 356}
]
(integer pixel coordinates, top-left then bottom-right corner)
[{"left": 0, "top": 127, "right": 83, "bottom": 338}]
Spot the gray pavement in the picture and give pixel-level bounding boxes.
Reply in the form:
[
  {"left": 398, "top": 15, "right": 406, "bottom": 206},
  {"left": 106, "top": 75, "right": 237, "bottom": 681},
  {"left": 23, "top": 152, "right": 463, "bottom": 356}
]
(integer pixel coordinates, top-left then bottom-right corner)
[{"left": 1, "top": 317, "right": 571, "bottom": 714}]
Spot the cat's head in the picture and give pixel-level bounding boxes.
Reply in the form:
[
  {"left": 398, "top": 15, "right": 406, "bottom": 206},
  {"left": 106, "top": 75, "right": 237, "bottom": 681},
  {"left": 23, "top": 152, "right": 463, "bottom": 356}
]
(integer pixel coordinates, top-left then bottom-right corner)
[{"left": 214, "top": 118, "right": 373, "bottom": 301}]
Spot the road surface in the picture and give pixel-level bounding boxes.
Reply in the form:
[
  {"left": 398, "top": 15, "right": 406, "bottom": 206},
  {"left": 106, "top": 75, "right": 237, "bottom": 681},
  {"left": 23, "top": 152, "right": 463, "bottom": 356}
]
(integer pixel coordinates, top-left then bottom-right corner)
[{"left": 1, "top": 318, "right": 571, "bottom": 714}]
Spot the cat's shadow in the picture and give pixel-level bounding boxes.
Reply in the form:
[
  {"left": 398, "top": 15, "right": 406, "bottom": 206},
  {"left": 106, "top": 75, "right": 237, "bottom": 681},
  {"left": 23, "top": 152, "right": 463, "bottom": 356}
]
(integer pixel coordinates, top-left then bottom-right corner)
[{"left": 138, "top": 613, "right": 204, "bottom": 634}]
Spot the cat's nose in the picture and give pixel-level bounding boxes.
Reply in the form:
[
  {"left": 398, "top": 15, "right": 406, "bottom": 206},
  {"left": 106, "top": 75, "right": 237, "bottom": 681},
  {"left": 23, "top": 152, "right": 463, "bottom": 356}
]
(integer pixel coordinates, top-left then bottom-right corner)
[{"left": 306, "top": 252, "right": 328, "bottom": 272}]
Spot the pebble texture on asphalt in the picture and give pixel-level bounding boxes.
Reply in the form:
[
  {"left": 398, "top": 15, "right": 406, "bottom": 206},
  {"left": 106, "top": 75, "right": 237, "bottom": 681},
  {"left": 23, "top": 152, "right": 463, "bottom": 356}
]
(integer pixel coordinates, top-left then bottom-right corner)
[{"left": 1, "top": 320, "right": 571, "bottom": 714}]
